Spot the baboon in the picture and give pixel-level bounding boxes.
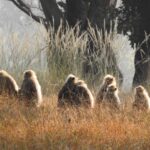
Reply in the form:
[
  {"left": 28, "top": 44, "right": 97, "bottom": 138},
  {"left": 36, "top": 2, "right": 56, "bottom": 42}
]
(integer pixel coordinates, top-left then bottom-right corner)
[
  {"left": 96, "top": 74, "right": 116, "bottom": 103},
  {"left": 74, "top": 79, "right": 95, "bottom": 108},
  {"left": 58, "top": 74, "right": 78, "bottom": 107},
  {"left": 103, "top": 84, "right": 121, "bottom": 109},
  {"left": 133, "top": 86, "right": 150, "bottom": 111},
  {"left": 0, "top": 70, "right": 19, "bottom": 97},
  {"left": 58, "top": 74, "right": 95, "bottom": 108},
  {"left": 19, "top": 70, "right": 43, "bottom": 107}
]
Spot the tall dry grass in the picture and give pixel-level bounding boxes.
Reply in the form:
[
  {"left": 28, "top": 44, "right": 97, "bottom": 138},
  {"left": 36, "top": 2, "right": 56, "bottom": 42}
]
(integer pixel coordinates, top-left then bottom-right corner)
[
  {"left": 1, "top": 95, "right": 150, "bottom": 150},
  {"left": 0, "top": 23, "right": 123, "bottom": 95},
  {"left": 47, "top": 24, "right": 121, "bottom": 86}
]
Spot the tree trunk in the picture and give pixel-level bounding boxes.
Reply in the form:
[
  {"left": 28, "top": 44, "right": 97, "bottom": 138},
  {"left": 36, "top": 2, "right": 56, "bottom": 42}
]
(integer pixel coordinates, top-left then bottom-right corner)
[
  {"left": 118, "top": 0, "right": 150, "bottom": 86},
  {"left": 66, "top": 0, "right": 89, "bottom": 30},
  {"left": 133, "top": 0, "right": 150, "bottom": 85},
  {"left": 134, "top": 47, "right": 150, "bottom": 86},
  {"left": 40, "top": 0, "right": 63, "bottom": 30},
  {"left": 88, "top": 0, "right": 117, "bottom": 30}
]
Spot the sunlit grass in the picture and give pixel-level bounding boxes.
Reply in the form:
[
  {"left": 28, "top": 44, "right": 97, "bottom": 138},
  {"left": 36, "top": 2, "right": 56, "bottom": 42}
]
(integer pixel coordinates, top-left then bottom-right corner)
[{"left": 0, "top": 95, "right": 150, "bottom": 149}]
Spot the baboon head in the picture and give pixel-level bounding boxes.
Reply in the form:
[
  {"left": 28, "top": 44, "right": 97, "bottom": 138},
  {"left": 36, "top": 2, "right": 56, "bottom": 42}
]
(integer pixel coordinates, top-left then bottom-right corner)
[
  {"left": 135, "top": 85, "right": 145, "bottom": 96},
  {"left": 107, "top": 84, "right": 117, "bottom": 93},
  {"left": 65, "top": 74, "right": 77, "bottom": 85},
  {"left": 24, "top": 70, "right": 36, "bottom": 79},
  {"left": 104, "top": 75, "right": 115, "bottom": 85}
]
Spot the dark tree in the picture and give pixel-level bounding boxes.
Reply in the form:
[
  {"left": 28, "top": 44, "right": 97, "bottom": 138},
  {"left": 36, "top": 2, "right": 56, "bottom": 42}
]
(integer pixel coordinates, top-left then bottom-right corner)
[
  {"left": 65, "top": 0, "right": 89, "bottom": 30},
  {"left": 9, "top": 0, "right": 117, "bottom": 31},
  {"left": 89, "top": 0, "right": 117, "bottom": 30},
  {"left": 40, "top": 0, "right": 63, "bottom": 30},
  {"left": 118, "top": 0, "right": 150, "bottom": 85}
]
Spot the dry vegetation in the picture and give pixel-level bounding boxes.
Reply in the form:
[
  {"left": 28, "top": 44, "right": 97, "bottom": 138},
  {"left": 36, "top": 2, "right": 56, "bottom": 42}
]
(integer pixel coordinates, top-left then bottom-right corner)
[
  {"left": 1, "top": 95, "right": 150, "bottom": 150},
  {"left": 0, "top": 24, "right": 145, "bottom": 149}
]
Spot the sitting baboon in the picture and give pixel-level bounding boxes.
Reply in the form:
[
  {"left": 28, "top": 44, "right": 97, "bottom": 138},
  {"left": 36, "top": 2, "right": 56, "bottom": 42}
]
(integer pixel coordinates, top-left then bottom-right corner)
[
  {"left": 58, "top": 74, "right": 95, "bottom": 108},
  {"left": 103, "top": 84, "right": 121, "bottom": 109},
  {"left": 133, "top": 86, "right": 150, "bottom": 111},
  {"left": 96, "top": 74, "right": 116, "bottom": 103},
  {"left": 0, "top": 70, "right": 19, "bottom": 97},
  {"left": 19, "top": 70, "right": 43, "bottom": 107}
]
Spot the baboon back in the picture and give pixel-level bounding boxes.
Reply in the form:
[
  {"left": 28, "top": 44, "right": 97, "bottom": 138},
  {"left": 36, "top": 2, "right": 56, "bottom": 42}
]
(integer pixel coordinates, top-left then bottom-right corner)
[
  {"left": 58, "top": 84, "right": 75, "bottom": 106},
  {"left": 21, "top": 78, "right": 37, "bottom": 100},
  {"left": 0, "top": 76, "right": 17, "bottom": 96},
  {"left": 72, "top": 85, "right": 91, "bottom": 106},
  {"left": 103, "top": 93, "right": 120, "bottom": 109},
  {"left": 133, "top": 98, "right": 149, "bottom": 110}
]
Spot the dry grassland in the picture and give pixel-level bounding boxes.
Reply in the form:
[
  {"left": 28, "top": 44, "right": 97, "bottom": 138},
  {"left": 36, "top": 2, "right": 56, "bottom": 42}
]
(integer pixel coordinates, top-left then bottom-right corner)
[{"left": 0, "top": 95, "right": 150, "bottom": 150}]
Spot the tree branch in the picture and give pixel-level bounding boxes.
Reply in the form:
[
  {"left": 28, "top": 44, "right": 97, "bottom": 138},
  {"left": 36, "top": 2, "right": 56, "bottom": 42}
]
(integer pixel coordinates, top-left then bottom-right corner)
[{"left": 8, "top": 0, "right": 49, "bottom": 30}]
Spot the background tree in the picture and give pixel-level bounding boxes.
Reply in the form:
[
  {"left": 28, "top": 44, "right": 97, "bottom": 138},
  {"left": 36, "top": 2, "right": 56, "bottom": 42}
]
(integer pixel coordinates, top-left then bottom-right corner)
[
  {"left": 118, "top": 0, "right": 150, "bottom": 85},
  {"left": 9, "top": 0, "right": 117, "bottom": 31},
  {"left": 9, "top": 0, "right": 119, "bottom": 80}
]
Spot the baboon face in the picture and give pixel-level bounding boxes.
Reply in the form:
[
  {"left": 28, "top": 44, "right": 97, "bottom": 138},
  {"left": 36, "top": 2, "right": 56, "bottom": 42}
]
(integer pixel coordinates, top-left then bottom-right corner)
[
  {"left": 104, "top": 76, "right": 114, "bottom": 85},
  {"left": 68, "top": 76, "right": 75, "bottom": 83},
  {"left": 66, "top": 74, "right": 77, "bottom": 85},
  {"left": 107, "top": 85, "right": 117, "bottom": 93},
  {"left": 135, "top": 86, "right": 144, "bottom": 95}
]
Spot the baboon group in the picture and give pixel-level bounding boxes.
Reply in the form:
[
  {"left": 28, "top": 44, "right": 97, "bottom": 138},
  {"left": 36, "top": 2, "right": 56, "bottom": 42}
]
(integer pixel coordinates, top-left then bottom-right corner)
[
  {"left": 0, "top": 70, "right": 42, "bottom": 107},
  {"left": 58, "top": 74, "right": 150, "bottom": 111},
  {"left": 0, "top": 69, "right": 150, "bottom": 111}
]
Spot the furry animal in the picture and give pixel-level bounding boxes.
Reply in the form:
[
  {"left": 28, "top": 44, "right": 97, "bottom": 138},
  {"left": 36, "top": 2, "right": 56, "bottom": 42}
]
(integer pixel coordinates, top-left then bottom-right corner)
[
  {"left": 133, "top": 85, "right": 150, "bottom": 111},
  {"left": 96, "top": 74, "right": 116, "bottom": 103},
  {"left": 0, "top": 70, "right": 19, "bottom": 97},
  {"left": 58, "top": 74, "right": 78, "bottom": 107},
  {"left": 103, "top": 84, "right": 121, "bottom": 109},
  {"left": 19, "top": 70, "right": 43, "bottom": 107},
  {"left": 58, "top": 74, "right": 95, "bottom": 108}
]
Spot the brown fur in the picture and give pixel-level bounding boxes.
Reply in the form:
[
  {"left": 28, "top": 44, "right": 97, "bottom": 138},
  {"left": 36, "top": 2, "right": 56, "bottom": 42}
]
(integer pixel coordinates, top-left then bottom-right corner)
[
  {"left": 103, "top": 84, "right": 121, "bottom": 109},
  {"left": 19, "top": 70, "right": 43, "bottom": 107},
  {"left": 96, "top": 74, "right": 116, "bottom": 103},
  {"left": 58, "top": 74, "right": 95, "bottom": 108},
  {"left": 0, "top": 70, "right": 19, "bottom": 97},
  {"left": 133, "top": 85, "right": 150, "bottom": 111}
]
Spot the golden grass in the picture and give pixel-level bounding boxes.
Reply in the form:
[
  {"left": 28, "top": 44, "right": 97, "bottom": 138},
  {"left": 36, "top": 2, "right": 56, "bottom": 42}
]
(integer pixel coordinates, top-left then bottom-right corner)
[{"left": 0, "top": 95, "right": 150, "bottom": 150}]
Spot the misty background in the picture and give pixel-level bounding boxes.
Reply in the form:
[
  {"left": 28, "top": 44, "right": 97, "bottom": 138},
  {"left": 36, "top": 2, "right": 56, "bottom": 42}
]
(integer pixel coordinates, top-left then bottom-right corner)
[
  {"left": 0, "top": 0, "right": 134, "bottom": 92},
  {"left": 0, "top": 0, "right": 121, "bottom": 33}
]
